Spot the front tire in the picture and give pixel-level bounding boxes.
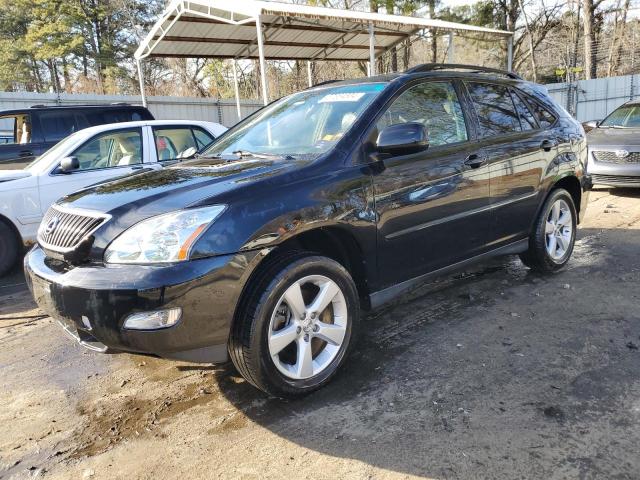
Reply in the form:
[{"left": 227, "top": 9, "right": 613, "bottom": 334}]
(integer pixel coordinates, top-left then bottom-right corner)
[
  {"left": 520, "top": 188, "right": 577, "bottom": 273},
  {"left": 0, "top": 221, "right": 19, "bottom": 277},
  {"left": 229, "top": 252, "right": 360, "bottom": 398}
]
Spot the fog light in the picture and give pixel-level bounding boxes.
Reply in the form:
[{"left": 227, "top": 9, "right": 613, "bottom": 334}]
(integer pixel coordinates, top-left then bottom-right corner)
[{"left": 123, "top": 308, "right": 182, "bottom": 331}]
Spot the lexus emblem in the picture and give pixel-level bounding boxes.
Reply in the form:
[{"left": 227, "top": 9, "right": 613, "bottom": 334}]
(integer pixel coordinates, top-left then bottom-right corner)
[
  {"left": 615, "top": 149, "right": 629, "bottom": 158},
  {"left": 44, "top": 217, "right": 59, "bottom": 236}
]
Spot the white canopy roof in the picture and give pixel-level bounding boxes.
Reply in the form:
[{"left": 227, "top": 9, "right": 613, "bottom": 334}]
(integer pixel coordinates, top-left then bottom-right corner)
[{"left": 135, "top": 0, "right": 512, "bottom": 63}]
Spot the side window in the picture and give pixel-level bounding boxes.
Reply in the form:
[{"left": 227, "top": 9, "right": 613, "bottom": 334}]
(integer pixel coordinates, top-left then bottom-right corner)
[
  {"left": 526, "top": 99, "right": 557, "bottom": 128},
  {"left": 40, "top": 111, "right": 78, "bottom": 142},
  {"left": 0, "top": 114, "right": 31, "bottom": 144},
  {"left": 467, "top": 82, "right": 521, "bottom": 137},
  {"left": 377, "top": 81, "right": 468, "bottom": 146},
  {"left": 152, "top": 127, "right": 199, "bottom": 161},
  {"left": 71, "top": 128, "right": 143, "bottom": 171},
  {"left": 510, "top": 90, "right": 538, "bottom": 130},
  {"left": 192, "top": 127, "right": 215, "bottom": 150}
]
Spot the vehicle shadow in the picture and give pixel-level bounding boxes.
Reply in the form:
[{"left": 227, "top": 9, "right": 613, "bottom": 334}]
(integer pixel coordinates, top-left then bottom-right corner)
[
  {"left": 0, "top": 256, "right": 34, "bottom": 317},
  {"left": 212, "top": 227, "right": 640, "bottom": 478},
  {"left": 595, "top": 186, "right": 640, "bottom": 199}
]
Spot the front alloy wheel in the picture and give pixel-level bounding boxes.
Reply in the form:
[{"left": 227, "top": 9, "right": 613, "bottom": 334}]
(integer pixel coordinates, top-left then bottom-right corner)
[
  {"left": 268, "top": 275, "right": 348, "bottom": 380},
  {"left": 229, "top": 253, "right": 359, "bottom": 397}
]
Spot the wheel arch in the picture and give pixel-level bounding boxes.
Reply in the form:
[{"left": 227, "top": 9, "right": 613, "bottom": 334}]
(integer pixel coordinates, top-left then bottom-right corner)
[
  {"left": 229, "top": 225, "right": 371, "bottom": 344},
  {"left": 0, "top": 212, "right": 24, "bottom": 248}
]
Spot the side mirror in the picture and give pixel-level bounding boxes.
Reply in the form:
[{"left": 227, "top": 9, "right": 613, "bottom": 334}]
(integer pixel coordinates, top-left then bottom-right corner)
[
  {"left": 376, "top": 122, "right": 429, "bottom": 155},
  {"left": 583, "top": 120, "right": 600, "bottom": 132},
  {"left": 59, "top": 156, "right": 79, "bottom": 173},
  {"left": 179, "top": 146, "right": 197, "bottom": 159}
]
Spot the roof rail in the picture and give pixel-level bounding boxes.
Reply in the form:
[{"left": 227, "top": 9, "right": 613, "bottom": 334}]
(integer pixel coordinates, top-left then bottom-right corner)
[
  {"left": 405, "top": 63, "right": 522, "bottom": 80},
  {"left": 29, "top": 103, "right": 136, "bottom": 109},
  {"left": 306, "top": 79, "right": 341, "bottom": 89}
]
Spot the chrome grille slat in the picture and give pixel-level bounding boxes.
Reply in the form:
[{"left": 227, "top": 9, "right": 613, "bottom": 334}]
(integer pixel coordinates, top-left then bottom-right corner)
[
  {"left": 37, "top": 205, "right": 108, "bottom": 253},
  {"left": 64, "top": 214, "right": 88, "bottom": 247},
  {"left": 591, "top": 174, "right": 640, "bottom": 185},
  {"left": 593, "top": 151, "right": 640, "bottom": 164}
]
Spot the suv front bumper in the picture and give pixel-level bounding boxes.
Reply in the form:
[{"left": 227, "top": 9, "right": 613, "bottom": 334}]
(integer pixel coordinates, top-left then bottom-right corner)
[
  {"left": 587, "top": 148, "right": 640, "bottom": 187},
  {"left": 24, "top": 246, "right": 262, "bottom": 363}
]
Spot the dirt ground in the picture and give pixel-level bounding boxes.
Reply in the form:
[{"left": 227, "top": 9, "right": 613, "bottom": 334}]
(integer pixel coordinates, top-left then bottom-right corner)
[{"left": 1, "top": 187, "right": 639, "bottom": 480}]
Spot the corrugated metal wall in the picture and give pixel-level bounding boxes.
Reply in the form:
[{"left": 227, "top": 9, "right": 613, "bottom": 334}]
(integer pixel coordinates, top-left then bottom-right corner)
[
  {"left": 0, "top": 92, "right": 263, "bottom": 127},
  {"left": 546, "top": 74, "right": 640, "bottom": 122}
]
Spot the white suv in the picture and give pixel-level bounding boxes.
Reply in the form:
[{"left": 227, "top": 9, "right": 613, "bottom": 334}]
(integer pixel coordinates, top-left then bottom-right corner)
[{"left": 0, "top": 119, "right": 227, "bottom": 275}]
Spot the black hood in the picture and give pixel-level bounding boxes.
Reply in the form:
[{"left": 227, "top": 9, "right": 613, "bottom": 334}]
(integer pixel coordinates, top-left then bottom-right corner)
[
  {"left": 58, "top": 157, "right": 303, "bottom": 219},
  {"left": 587, "top": 127, "right": 640, "bottom": 147}
]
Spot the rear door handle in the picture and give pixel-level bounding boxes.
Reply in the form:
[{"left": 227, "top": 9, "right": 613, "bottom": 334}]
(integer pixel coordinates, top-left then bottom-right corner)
[
  {"left": 18, "top": 150, "right": 33, "bottom": 157},
  {"left": 540, "top": 139, "right": 557, "bottom": 152},
  {"left": 464, "top": 153, "right": 486, "bottom": 169}
]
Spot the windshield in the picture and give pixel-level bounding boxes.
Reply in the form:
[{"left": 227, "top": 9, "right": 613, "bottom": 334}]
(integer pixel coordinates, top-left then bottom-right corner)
[
  {"left": 202, "top": 83, "right": 387, "bottom": 158},
  {"left": 24, "top": 132, "right": 81, "bottom": 170},
  {"left": 600, "top": 104, "right": 640, "bottom": 128}
]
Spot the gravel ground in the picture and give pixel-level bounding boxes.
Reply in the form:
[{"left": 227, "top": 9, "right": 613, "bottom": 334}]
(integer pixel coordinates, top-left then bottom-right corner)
[{"left": 1, "top": 187, "right": 639, "bottom": 480}]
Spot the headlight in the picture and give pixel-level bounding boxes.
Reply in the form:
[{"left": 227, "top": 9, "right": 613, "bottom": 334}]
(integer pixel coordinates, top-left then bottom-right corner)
[{"left": 104, "top": 205, "right": 226, "bottom": 264}]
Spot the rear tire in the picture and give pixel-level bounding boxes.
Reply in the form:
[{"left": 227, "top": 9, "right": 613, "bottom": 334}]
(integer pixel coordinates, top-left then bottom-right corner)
[
  {"left": 520, "top": 188, "right": 577, "bottom": 273},
  {"left": 229, "top": 252, "right": 360, "bottom": 398},
  {"left": 0, "top": 221, "right": 19, "bottom": 277}
]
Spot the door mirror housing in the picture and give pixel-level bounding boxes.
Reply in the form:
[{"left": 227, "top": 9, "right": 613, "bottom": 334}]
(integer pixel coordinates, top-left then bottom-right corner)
[
  {"left": 178, "top": 146, "right": 197, "bottom": 159},
  {"left": 59, "top": 156, "right": 79, "bottom": 173},
  {"left": 376, "top": 122, "right": 429, "bottom": 155},
  {"left": 583, "top": 120, "right": 601, "bottom": 132}
]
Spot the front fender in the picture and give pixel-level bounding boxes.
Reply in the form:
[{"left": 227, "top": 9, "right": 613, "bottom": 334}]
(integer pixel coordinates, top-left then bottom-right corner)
[{"left": 190, "top": 165, "right": 376, "bottom": 259}]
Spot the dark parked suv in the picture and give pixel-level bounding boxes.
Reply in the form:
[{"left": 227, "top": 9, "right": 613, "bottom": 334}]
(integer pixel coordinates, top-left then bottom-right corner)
[
  {"left": 0, "top": 104, "right": 153, "bottom": 169},
  {"left": 25, "top": 65, "right": 590, "bottom": 397}
]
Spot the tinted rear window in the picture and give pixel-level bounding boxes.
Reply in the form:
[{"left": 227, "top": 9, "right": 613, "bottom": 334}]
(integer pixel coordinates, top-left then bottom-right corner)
[
  {"left": 39, "top": 111, "right": 79, "bottom": 142},
  {"left": 84, "top": 108, "right": 151, "bottom": 126},
  {"left": 466, "top": 82, "right": 521, "bottom": 137}
]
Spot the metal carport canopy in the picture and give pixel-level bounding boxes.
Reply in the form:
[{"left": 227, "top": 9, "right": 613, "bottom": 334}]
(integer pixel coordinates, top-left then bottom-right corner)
[{"left": 134, "top": 0, "right": 513, "bottom": 115}]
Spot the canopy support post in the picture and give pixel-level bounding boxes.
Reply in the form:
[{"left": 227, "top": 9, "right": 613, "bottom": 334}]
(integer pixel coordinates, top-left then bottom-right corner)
[
  {"left": 232, "top": 59, "right": 242, "bottom": 121},
  {"left": 369, "top": 22, "right": 376, "bottom": 76},
  {"left": 307, "top": 61, "right": 313, "bottom": 87},
  {"left": 136, "top": 59, "right": 147, "bottom": 108},
  {"left": 447, "top": 31, "right": 454, "bottom": 63},
  {"left": 507, "top": 35, "right": 513, "bottom": 72},
  {"left": 256, "top": 15, "right": 269, "bottom": 105}
]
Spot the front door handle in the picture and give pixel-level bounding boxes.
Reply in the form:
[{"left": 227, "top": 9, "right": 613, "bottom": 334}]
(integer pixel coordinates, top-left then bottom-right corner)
[
  {"left": 18, "top": 150, "right": 33, "bottom": 157},
  {"left": 540, "top": 139, "right": 557, "bottom": 152},
  {"left": 464, "top": 153, "right": 486, "bottom": 169}
]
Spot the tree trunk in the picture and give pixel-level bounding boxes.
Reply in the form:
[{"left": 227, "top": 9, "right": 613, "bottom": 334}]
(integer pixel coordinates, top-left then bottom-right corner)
[
  {"left": 402, "top": 38, "right": 410, "bottom": 70},
  {"left": 609, "top": 0, "right": 630, "bottom": 76},
  {"left": 517, "top": 0, "right": 537, "bottom": 81},
  {"left": 428, "top": 0, "right": 437, "bottom": 62},
  {"left": 582, "top": 0, "right": 597, "bottom": 79}
]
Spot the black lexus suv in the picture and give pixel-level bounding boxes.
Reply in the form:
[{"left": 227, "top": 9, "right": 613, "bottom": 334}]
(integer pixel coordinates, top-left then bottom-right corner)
[{"left": 25, "top": 64, "right": 590, "bottom": 397}]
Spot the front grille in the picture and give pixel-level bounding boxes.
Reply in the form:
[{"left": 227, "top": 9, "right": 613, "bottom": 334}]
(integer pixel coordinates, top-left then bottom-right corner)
[
  {"left": 591, "top": 174, "right": 640, "bottom": 186},
  {"left": 593, "top": 150, "right": 640, "bottom": 164},
  {"left": 38, "top": 205, "right": 107, "bottom": 252}
]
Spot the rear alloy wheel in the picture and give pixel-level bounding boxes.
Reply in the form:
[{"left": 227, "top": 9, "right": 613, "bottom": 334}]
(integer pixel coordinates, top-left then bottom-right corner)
[
  {"left": 229, "top": 253, "right": 359, "bottom": 397},
  {"left": 0, "top": 221, "right": 19, "bottom": 277},
  {"left": 520, "top": 188, "right": 577, "bottom": 273}
]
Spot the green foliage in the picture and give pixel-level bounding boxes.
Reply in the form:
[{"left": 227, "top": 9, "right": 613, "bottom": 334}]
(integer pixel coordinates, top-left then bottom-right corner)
[{"left": 0, "top": 0, "right": 162, "bottom": 93}]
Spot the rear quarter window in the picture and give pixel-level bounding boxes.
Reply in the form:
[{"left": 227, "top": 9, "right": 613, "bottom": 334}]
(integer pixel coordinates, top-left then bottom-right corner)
[{"left": 524, "top": 97, "right": 557, "bottom": 128}]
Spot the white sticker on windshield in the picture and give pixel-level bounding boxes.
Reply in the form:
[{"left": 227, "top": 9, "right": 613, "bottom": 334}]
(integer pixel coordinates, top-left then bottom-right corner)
[{"left": 319, "top": 92, "right": 366, "bottom": 103}]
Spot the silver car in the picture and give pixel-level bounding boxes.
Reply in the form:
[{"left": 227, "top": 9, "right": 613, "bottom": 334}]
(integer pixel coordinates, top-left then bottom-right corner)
[{"left": 586, "top": 101, "right": 640, "bottom": 187}]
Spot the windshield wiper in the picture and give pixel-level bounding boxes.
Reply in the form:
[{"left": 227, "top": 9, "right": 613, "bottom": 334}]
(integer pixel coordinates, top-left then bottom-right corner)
[{"left": 232, "top": 150, "right": 295, "bottom": 160}]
